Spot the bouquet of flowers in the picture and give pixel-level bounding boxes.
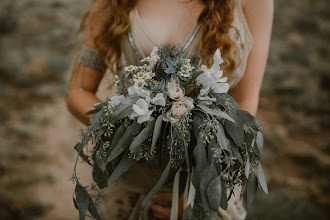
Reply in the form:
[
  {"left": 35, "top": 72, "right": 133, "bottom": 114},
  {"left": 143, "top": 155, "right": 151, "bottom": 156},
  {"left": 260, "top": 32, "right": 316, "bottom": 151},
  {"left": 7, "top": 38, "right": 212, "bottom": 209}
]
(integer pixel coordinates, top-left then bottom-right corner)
[{"left": 71, "top": 45, "right": 268, "bottom": 220}]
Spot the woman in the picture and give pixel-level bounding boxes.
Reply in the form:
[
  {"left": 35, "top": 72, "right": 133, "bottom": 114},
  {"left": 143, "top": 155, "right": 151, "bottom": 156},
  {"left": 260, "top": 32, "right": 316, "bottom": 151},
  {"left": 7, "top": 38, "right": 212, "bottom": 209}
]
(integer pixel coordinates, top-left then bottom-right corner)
[{"left": 66, "top": 0, "right": 273, "bottom": 219}]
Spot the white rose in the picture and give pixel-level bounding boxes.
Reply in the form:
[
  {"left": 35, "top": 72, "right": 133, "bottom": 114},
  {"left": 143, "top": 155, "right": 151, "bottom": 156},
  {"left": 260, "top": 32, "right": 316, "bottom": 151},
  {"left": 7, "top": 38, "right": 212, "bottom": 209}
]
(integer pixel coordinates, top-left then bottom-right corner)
[
  {"left": 170, "top": 97, "right": 194, "bottom": 120},
  {"left": 167, "top": 80, "right": 185, "bottom": 100}
]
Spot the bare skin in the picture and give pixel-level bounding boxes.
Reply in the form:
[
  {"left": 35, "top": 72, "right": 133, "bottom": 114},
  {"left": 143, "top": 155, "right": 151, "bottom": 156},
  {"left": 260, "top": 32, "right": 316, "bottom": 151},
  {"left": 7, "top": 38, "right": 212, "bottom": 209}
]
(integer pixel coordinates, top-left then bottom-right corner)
[{"left": 66, "top": 0, "right": 274, "bottom": 218}]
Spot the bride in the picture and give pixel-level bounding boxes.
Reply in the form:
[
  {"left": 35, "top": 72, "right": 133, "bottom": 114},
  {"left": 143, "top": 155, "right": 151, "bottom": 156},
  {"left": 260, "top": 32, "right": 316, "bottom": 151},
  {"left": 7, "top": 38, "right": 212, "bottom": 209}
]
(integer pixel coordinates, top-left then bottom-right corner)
[{"left": 66, "top": 0, "right": 273, "bottom": 219}]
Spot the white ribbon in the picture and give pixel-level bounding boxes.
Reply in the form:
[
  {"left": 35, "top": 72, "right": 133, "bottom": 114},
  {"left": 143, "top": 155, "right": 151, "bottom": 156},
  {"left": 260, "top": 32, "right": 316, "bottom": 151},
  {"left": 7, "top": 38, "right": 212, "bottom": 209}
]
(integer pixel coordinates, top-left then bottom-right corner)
[{"left": 170, "top": 167, "right": 182, "bottom": 220}]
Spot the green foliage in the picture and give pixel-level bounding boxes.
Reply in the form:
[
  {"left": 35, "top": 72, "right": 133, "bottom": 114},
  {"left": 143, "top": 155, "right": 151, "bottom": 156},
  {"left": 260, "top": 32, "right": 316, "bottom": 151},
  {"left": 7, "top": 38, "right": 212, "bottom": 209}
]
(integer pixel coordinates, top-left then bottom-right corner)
[{"left": 70, "top": 44, "right": 268, "bottom": 220}]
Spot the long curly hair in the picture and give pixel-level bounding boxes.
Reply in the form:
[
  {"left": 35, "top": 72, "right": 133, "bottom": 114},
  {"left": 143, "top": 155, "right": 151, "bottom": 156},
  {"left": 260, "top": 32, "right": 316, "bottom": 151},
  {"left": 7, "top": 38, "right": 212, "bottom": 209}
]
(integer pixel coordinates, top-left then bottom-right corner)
[{"left": 79, "top": 0, "right": 237, "bottom": 76}]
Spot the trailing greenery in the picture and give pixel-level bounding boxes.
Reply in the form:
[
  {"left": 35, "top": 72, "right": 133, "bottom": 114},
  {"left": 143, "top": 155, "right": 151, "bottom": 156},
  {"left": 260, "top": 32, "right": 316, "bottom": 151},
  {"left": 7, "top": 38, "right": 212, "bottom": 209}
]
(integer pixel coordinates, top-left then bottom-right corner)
[{"left": 70, "top": 44, "right": 268, "bottom": 220}]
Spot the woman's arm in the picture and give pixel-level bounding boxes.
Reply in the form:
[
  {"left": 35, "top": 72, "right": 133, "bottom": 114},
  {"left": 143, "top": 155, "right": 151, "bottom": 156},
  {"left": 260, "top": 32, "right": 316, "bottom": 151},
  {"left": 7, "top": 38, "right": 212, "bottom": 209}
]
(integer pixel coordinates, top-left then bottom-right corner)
[
  {"left": 229, "top": 0, "right": 274, "bottom": 117},
  {"left": 65, "top": 0, "right": 108, "bottom": 126}
]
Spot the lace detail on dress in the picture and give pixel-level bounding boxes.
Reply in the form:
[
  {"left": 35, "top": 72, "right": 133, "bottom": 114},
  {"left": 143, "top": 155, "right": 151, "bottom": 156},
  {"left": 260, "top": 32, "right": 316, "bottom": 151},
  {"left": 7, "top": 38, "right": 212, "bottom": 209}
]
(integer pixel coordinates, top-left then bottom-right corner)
[{"left": 76, "top": 45, "right": 107, "bottom": 74}]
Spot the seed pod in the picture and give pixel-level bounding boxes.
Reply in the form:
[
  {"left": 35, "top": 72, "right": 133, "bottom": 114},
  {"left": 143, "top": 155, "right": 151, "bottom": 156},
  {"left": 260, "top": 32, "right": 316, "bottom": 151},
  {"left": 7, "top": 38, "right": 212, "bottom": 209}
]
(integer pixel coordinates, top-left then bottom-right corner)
[{"left": 186, "top": 84, "right": 199, "bottom": 97}]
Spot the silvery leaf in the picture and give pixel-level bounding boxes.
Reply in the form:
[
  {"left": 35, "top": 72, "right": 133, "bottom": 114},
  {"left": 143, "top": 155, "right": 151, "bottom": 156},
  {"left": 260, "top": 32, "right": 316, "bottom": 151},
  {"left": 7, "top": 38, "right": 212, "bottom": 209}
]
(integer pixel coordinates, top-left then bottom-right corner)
[
  {"left": 107, "top": 153, "right": 135, "bottom": 185},
  {"left": 88, "top": 197, "right": 101, "bottom": 220},
  {"left": 245, "top": 157, "right": 250, "bottom": 179},
  {"left": 224, "top": 110, "right": 244, "bottom": 147},
  {"left": 200, "top": 163, "right": 218, "bottom": 213},
  {"left": 258, "top": 163, "right": 268, "bottom": 194},
  {"left": 75, "top": 184, "right": 89, "bottom": 220},
  {"left": 256, "top": 131, "right": 264, "bottom": 154},
  {"left": 142, "top": 160, "right": 172, "bottom": 206},
  {"left": 198, "top": 104, "right": 235, "bottom": 123},
  {"left": 129, "top": 119, "right": 156, "bottom": 153},
  {"left": 237, "top": 110, "right": 261, "bottom": 131},
  {"left": 206, "top": 176, "right": 222, "bottom": 211},
  {"left": 246, "top": 173, "right": 258, "bottom": 209},
  {"left": 106, "top": 123, "right": 142, "bottom": 163},
  {"left": 150, "top": 115, "right": 163, "bottom": 154}
]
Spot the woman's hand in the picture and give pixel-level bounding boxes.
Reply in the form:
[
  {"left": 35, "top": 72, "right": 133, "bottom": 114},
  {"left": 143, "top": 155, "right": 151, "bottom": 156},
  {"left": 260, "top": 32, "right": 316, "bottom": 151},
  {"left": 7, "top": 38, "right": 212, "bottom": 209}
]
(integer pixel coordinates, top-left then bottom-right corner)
[{"left": 151, "top": 191, "right": 184, "bottom": 220}]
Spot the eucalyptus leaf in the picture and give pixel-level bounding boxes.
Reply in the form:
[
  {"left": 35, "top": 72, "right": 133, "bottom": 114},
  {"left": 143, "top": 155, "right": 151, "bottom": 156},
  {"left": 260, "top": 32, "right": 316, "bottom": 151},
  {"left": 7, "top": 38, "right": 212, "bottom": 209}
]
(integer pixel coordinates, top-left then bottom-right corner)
[
  {"left": 258, "top": 163, "right": 268, "bottom": 194},
  {"left": 110, "top": 124, "right": 126, "bottom": 150},
  {"left": 75, "top": 184, "right": 89, "bottom": 220},
  {"left": 245, "top": 158, "right": 250, "bottom": 179},
  {"left": 240, "top": 184, "right": 246, "bottom": 200},
  {"left": 192, "top": 115, "right": 203, "bottom": 138},
  {"left": 192, "top": 137, "right": 207, "bottom": 187},
  {"left": 216, "top": 123, "right": 232, "bottom": 154},
  {"left": 142, "top": 160, "right": 172, "bottom": 206},
  {"left": 150, "top": 115, "right": 163, "bottom": 154},
  {"left": 129, "top": 119, "right": 156, "bottom": 153},
  {"left": 73, "top": 197, "right": 79, "bottom": 210},
  {"left": 81, "top": 110, "right": 102, "bottom": 147},
  {"left": 107, "top": 153, "right": 135, "bottom": 185},
  {"left": 74, "top": 143, "right": 91, "bottom": 165},
  {"left": 92, "top": 164, "right": 107, "bottom": 189},
  {"left": 219, "top": 177, "right": 228, "bottom": 210},
  {"left": 246, "top": 173, "right": 258, "bottom": 209},
  {"left": 231, "top": 144, "right": 243, "bottom": 164},
  {"left": 182, "top": 205, "right": 194, "bottom": 220},
  {"left": 237, "top": 110, "right": 261, "bottom": 131},
  {"left": 244, "top": 132, "right": 254, "bottom": 149},
  {"left": 206, "top": 176, "right": 222, "bottom": 211},
  {"left": 224, "top": 110, "right": 244, "bottom": 147},
  {"left": 85, "top": 108, "right": 101, "bottom": 115},
  {"left": 200, "top": 163, "right": 218, "bottom": 213},
  {"left": 110, "top": 106, "right": 133, "bottom": 124},
  {"left": 198, "top": 104, "right": 235, "bottom": 123},
  {"left": 256, "top": 131, "right": 264, "bottom": 154},
  {"left": 109, "top": 98, "right": 136, "bottom": 123},
  {"left": 106, "top": 123, "right": 142, "bottom": 163},
  {"left": 88, "top": 197, "right": 102, "bottom": 220},
  {"left": 210, "top": 92, "right": 240, "bottom": 110},
  {"left": 253, "top": 141, "right": 261, "bottom": 160}
]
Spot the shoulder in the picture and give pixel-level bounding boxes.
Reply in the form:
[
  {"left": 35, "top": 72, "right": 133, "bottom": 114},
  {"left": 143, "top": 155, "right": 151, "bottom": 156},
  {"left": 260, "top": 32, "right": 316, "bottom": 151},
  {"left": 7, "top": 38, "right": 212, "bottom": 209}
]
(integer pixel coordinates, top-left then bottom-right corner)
[{"left": 241, "top": 0, "right": 274, "bottom": 41}]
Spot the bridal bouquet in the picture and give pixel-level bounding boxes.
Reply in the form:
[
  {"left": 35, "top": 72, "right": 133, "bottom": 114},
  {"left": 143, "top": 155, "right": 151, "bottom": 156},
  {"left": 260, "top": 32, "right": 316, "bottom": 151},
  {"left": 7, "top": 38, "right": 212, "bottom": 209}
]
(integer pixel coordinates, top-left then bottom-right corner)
[{"left": 71, "top": 45, "right": 268, "bottom": 220}]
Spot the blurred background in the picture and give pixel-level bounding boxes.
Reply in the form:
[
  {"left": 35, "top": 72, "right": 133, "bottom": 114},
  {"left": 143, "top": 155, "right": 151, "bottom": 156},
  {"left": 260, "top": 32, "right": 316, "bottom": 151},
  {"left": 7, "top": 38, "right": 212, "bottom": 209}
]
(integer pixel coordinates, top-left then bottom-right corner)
[{"left": 0, "top": 0, "right": 329, "bottom": 219}]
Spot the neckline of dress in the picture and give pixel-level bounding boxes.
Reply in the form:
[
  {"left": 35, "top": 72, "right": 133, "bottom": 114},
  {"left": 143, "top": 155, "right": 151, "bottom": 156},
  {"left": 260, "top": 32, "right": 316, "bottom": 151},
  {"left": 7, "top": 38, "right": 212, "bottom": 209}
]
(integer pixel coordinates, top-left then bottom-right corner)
[{"left": 129, "top": 7, "right": 201, "bottom": 59}]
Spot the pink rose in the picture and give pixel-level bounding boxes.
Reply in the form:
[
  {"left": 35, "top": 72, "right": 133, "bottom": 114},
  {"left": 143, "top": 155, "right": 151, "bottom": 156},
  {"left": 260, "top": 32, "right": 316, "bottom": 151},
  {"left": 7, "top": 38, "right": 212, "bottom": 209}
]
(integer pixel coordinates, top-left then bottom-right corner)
[
  {"left": 167, "top": 80, "right": 185, "bottom": 100},
  {"left": 170, "top": 97, "right": 194, "bottom": 119}
]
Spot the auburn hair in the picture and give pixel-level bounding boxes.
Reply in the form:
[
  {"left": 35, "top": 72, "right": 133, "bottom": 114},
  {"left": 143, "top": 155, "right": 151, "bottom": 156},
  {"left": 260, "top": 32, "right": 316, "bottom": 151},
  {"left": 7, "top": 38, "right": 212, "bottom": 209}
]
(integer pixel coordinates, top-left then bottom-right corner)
[{"left": 79, "top": 0, "right": 237, "bottom": 76}]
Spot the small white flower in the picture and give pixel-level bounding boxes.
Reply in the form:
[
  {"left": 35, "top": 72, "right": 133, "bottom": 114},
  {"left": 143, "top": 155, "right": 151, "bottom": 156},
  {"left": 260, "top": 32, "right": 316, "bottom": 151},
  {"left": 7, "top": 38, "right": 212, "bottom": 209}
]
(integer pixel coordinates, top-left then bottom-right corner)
[
  {"left": 151, "top": 93, "right": 166, "bottom": 106},
  {"left": 140, "top": 57, "right": 150, "bottom": 62},
  {"left": 130, "top": 98, "right": 153, "bottom": 124},
  {"left": 134, "top": 78, "right": 146, "bottom": 90},
  {"left": 125, "top": 65, "right": 137, "bottom": 72},
  {"left": 179, "top": 64, "right": 194, "bottom": 78},
  {"left": 114, "top": 75, "right": 120, "bottom": 88}
]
